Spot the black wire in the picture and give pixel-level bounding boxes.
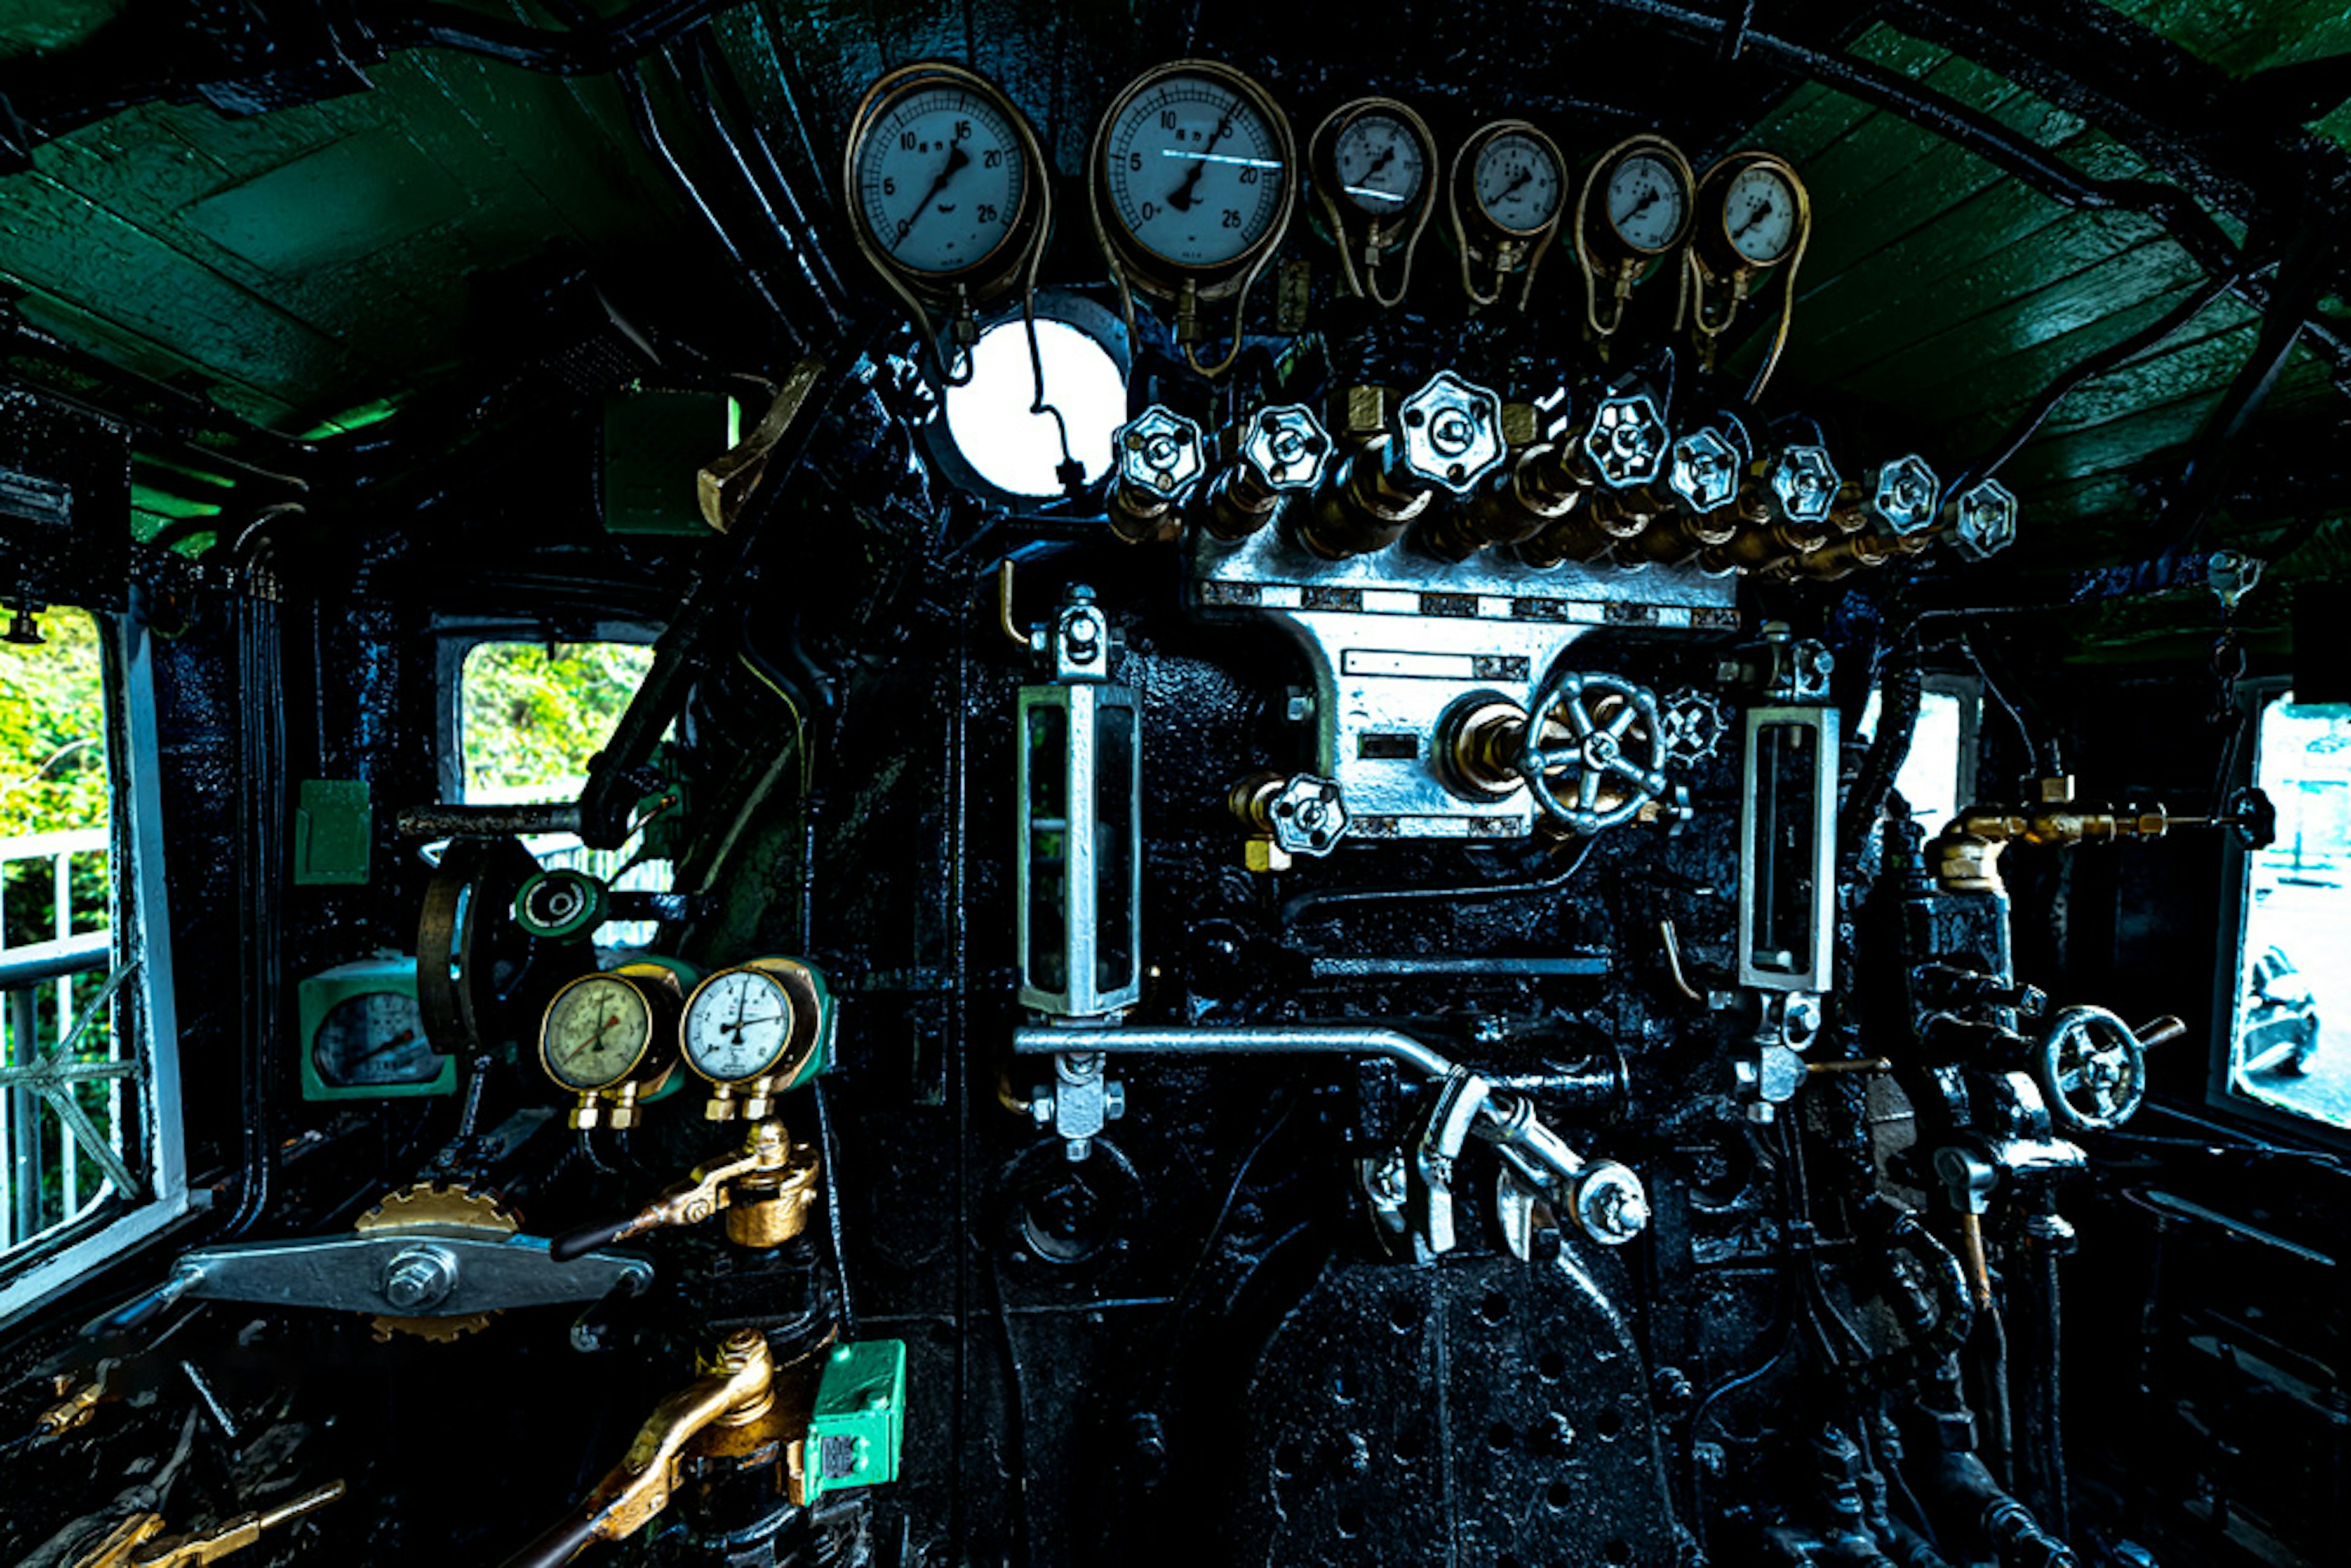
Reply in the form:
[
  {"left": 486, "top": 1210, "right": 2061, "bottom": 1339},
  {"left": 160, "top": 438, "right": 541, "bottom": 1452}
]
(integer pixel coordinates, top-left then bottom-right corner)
[{"left": 812, "top": 1080, "right": 858, "bottom": 1335}]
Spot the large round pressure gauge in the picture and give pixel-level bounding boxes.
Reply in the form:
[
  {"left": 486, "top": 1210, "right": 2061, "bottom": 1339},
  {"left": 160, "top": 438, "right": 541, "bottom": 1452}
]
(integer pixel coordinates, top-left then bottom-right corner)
[
  {"left": 1308, "top": 97, "right": 1438, "bottom": 307},
  {"left": 1468, "top": 126, "right": 1565, "bottom": 237},
  {"left": 541, "top": 971, "right": 660, "bottom": 1093},
  {"left": 313, "top": 991, "right": 437, "bottom": 1089},
  {"left": 1723, "top": 162, "right": 1799, "bottom": 264},
  {"left": 681, "top": 959, "right": 833, "bottom": 1121},
  {"left": 1092, "top": 60, "right": 1296, "bottom": 290},
  {"left": 1602, "top": 147, "right": 1692, "bottom": 256},
  {"left": 844, "top": 63, "right": 1046, "bottom": 298},
  {"left": 1327, "top": 106, "right": 1429, "bottom": 218}
]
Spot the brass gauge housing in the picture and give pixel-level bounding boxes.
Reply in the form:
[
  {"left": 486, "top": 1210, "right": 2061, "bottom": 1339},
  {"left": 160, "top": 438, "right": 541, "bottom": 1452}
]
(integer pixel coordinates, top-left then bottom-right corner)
[
  {"left": 539, "top": 963, "right": 688, "bottom": 1129},
  {"left": 1687, "top": 150, "right": 1811, "bottom": 398},
  {"left": 680, "top": 958, "right": 834, "bottom": 1122},
  {"left": 1449, "top": 119, "right": 1567, "bottom": 310},
  {"left": 842, "top": 62, "right": 1052, "bottom": 384},
  {"left": 1090, "top": 59, "right": 1297, "bottom": 378},
  {"left": 1308, "top": 97, "right": 1439, "bottom": 308},
  {"left": 1575, "top": 134, "right": 1697, "bottom": 340}
]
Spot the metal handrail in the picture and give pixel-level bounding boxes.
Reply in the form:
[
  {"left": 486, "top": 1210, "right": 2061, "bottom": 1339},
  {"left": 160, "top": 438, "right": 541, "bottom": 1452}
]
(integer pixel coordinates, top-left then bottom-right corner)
[{"left": 0, "top": 931, "right": 110, "bottom": 990}]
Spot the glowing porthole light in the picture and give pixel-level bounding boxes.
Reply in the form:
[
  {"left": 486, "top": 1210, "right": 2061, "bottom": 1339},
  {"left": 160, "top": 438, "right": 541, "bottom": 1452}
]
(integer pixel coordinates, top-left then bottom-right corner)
[{"left": 943, "top": 318, "right": 1125, "bottom": 497}]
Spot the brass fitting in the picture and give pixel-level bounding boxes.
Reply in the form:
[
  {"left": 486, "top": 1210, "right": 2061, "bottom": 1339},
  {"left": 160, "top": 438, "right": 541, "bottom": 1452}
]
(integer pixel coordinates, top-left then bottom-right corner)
[
  {"left": 1294, "top": 437, "right": 1431, "bottom": 559},
  {"left": 1201, "top": 403, "right": 1333, "bottom": 542},
  {"left": 1229, "top": 771, "right": 1349, "bottom": 872},
  {"left": 567, "top": 1334, "right": 783, "bottom": 1552},
  {"left": 550, "top": 1120, "right": 820, "bottom": 1260},
  {"left": 1106, "top": 406, "right": 1206, "bottom": 545},
  {"left": 1930, "top": 779, "right": 2175, "bottom": 895},
  {"left": 1439, "top": 700, "right": 1529, "bottom": 798},
  {"left": 73, "top": 1483, "right": 345, "bottom": 1568},
  {"left": 1518, "top": 481, "right": 1662, "bottom": 567},
  {"left": 37, "top": 1362, "right": 116, "bottom": 1437},
  {"left": 1423, "top": 442, "right": 1592, "bottom": 561}
]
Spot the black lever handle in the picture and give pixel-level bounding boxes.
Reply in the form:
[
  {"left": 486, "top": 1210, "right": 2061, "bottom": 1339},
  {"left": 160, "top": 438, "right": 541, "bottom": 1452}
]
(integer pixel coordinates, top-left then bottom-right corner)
[
  {"left": 550, "top": 1215, "right": 634, "bottom": 1264},
  {"left": 499, "top": 1510, "right": 602, "bottom": 1568}
]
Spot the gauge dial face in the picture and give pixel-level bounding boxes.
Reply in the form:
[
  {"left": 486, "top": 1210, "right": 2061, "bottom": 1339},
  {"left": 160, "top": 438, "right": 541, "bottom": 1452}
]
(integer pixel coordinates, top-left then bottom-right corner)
[
  {"left": 853, "top": 83, "right": 1028, "bottom": 276},
  {"left": 683, "top": 969, "right": 799, "bottom": 1085},
  {"left": 1723, "top": 163, "right": 1799, "bottom": 265},
  {"left": 1471, "top": 130, "right": 1564, "bottom": 236},
  {"left": 1103, "top": 71, "right": 1288, "bottom": 269},
  {"left": 312, "top": 991, "right": 436, "bottom": 1087},
  {"left": 1605, "top": 151, "right": 1689, "bottom": 253},
  {"left": 1330, "top": 110, "right": 1426, "bottom": 218},
  {"left": 541, "top": 974, "right": 654, "bottom": 1092}
]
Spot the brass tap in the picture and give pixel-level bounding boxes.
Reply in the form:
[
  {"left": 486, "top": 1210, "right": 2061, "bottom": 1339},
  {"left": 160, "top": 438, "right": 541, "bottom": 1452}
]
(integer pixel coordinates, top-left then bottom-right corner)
[
  {"left": 1931, "top": 778, "right": 2176, "bottom": 895},
  {"left": 1425, "top": 441, "right": 1592, "bottom": 561},
  {"left": 549, "top": 1119, "right": 820, "bottom": 1260},
  {"left": 1294, "top": 435, "right": 1430, "bottom": 558},
  {"left": 73, "top": 1482, "right": 345, "bottom": 1568},
  {"left": 502, "top": 1334, "right": 788, "bottom": 1568}
]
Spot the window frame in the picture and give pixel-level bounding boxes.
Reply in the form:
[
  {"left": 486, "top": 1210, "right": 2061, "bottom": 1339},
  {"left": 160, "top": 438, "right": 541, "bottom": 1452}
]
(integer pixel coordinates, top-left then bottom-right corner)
[
  {"left": 0, "top": 604, "right": 192, "bottom": 1324},
  {"left": 2203, "top": 676, "right": 2351, "bottom": 1148}
]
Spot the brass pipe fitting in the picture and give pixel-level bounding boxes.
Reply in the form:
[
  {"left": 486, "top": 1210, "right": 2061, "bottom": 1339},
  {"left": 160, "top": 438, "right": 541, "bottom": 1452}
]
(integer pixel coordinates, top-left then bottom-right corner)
[
  {"left": 1518, "top": 482, "right": 1659, "bottom": 568},
  {"left": 74, "top": 1483, "right": 345, "bottom": 1568},
  {"left": 1930, "top": 778, "right": 2176, "bottom": 895},
  {"left": 1295, "top": 437, "right": 1430, "bottom": 559},
  {"left": 1423, "top": 442, "right": 1593, "bottom": 561},
  {"left": 1440, "top": 700, "right": 1529, "bottom": 798},
  {"left": 549, "top": 1120, "right": 820, "bottom": 1261},
  {"left": 1202, "top": 403, "right": 1333, "bottom": 542}
]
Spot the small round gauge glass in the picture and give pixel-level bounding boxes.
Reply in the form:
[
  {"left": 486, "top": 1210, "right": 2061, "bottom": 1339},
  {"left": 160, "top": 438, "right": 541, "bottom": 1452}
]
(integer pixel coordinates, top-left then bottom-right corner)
[
  {"left": 1723, "top": 163, "right": 1799, "bottom": 265},
  {"left": 683, "top": 969, "right": 800, "bottom": 1085},
  {"left": 1472, "top": 130, "right": 1564, "bottom": 236},
  {"left": 312, "top": 992, "right": 435, "bottom": 1087},
  {"left": 1330, "top": 110, "right": 1426, "bottom": 218},
  {"left": 541, "top": 973, "right": 654, "bottom": 1092},
  {"left": 1605, "top": 151, "right": 1690, "bottom": 254},
  {"left": 854, "top": 82, "right": 1028, "bottom": 277},
  {"left": 1103, "top": 70, "right": 1289, "bottom": 269}
]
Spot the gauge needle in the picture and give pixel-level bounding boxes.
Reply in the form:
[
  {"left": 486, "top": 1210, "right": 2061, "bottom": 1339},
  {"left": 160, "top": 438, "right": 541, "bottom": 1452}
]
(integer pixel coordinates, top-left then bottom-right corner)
[
  {"left": 1167, "top": 114, "right": 1236, "bottom": 212},
  {"left": 563, "top": 1014, "right": 623, "bottom": 1067},
  {"left": 894, "top": 141, "right": 970, "bottom": 244},
  {"left": 721, "top": 1014, "right": 783, "bottom": 1036},
  {"left": 351, "top": 1029, "right": 417, "bottom": 1067},
  {"left": 1345, "top": 143, "right": 1399, "bottom": 202},
  {"left": 1498, "top": 166, "right": 1534, "bottom": 203},
  {"left": 1733, "top": 200, "right": 1775, "bottom": 239}
]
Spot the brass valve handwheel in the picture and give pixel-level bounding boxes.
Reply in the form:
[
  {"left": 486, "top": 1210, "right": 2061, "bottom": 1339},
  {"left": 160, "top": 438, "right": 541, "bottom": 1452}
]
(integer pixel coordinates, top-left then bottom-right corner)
[{"left": 1515, "top": 670, "right": 1669, "bottom": 836}]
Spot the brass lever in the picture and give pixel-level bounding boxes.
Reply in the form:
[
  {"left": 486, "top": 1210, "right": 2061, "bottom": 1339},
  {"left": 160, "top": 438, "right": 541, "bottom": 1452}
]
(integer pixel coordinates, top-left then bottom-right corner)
[
  {"left": 549, "top": 1120, "right": 819, "bottom": 1260},
  {"left": 501, "top": 1332, "right": 786, "bottom": 1568},
  {"left": 73, "top": 1480, "right": 345, "bottom": 1568}
]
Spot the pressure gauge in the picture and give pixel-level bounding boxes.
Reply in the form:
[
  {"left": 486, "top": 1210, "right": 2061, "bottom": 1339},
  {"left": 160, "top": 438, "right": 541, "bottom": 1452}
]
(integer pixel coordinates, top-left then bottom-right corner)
[
  {"left": 1449, "top": 121, "right": 1567, "bottom": 309},
  {"left": 681, "top": 958, "right": 835, "bottom": 1121},
  {"left": 1600, "top": 146, "right": 1692, "bottom": 256},
  {"left": 842, "top": 62, "right": 1050, "bottom": 382},
  {"left": 299, "top": 958, "right": 452, "bottom": 1101},
  {"left": 1308, "top": 98, "right": 1438, "bottom": 306},
  {"left": 1096, "top": 61, "right": 1293, "bottom": 274},
  {"left": 1687, "top": 150, "right": 1812, "bottom": 397},
  {"left": 1574, "top": 135, "right": 1695, "bottom": 339},
  {"left": 539, "top": 962, "right": 688, "bottom": 1128}
]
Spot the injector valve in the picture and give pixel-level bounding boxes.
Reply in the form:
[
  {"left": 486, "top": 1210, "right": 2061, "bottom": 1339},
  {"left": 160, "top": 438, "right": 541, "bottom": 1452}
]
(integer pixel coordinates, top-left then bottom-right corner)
[
  {"left": 1203, "top": 402, "right": 1332, "bottom": 541},
  {"left": 1394, "top": 370, "right": 1507, "bottom": 494},
  {"left": 1946, "top": 478, "right": 2019, "bottom": 561},
  {"left": 1107, "top": 405, "right": 1205, "bottom": 544},
  {"left": 1581, "top": 391, "right": 1671, "bottom": 490}
]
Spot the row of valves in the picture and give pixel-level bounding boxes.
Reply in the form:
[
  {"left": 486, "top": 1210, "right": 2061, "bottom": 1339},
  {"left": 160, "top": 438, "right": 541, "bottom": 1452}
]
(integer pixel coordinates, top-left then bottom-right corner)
[{"left": 1106, "top": 370, "right": 2016, "bottom": 579}]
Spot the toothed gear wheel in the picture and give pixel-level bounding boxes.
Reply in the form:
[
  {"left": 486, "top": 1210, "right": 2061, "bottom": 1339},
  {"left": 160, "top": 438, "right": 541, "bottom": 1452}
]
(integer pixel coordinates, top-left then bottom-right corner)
[{"left": 354, "top": 1182, "right": 517, "bottom": 1343}]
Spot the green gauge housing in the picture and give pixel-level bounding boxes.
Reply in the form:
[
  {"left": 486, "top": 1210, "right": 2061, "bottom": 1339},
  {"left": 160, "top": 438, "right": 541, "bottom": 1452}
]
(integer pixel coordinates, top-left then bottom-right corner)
[
  {"left": 299, "top": 958, "right": 455, "bottom": 1100},
  {"left": 514, "top": 868, "right": 610, "bottom": 942},
  {"left": 804, "top": 1339, "right": 909, "bottom": 1501}
]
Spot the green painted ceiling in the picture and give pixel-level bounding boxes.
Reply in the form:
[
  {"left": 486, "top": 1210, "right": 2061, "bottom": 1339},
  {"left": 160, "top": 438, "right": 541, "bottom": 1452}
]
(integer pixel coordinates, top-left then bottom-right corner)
[{"left": 0, "top": 1, "right": 2347, "bottom": 622}]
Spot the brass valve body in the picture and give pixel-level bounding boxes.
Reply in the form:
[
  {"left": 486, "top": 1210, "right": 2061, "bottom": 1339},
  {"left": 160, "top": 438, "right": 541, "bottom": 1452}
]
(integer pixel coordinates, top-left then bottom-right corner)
[
  {"left": 1295, "top": 438, "right": 1430, "bottom": 559},
  {"left": 1422, "top": 443, "right": 1591, "bottom": 561}
]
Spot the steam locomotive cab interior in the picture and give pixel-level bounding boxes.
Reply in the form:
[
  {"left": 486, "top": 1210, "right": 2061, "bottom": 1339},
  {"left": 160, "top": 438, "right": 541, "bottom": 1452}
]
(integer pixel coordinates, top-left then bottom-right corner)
[{"left": 0, "top": 4, "right": 2349, "bottom": 1566}]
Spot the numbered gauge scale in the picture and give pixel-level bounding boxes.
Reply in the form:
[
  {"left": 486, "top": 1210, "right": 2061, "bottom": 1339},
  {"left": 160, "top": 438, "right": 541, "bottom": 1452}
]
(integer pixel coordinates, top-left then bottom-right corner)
[
  {"left": 842, "top": 62, "right": 1051, "bottom": 378},
  {"left": 1575, "top": 134, "right": 1695, "bottom": 339},
  {"left": 539, "top": 960, "right": 696, "bottom": 1129},
  {"left": 300, "top": 957, "right": 452, "bottom": 1100},
  {"left": 1308, "top": 97, "right": 1438, "bottom": 307},
  {"left": 1449, "top": 120, "right": 1567, "bottom": 309},
  {"left": 681, "top": 958, "right": 836, "bottom": 1122},
  {"left": 1090, "top": 59, "right": 1297, "bottom": 374}
]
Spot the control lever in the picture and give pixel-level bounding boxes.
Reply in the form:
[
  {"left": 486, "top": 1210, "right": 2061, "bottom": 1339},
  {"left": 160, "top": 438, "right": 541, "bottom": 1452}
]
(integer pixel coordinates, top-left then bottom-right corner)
[
  {"left": 71, "top": 1481, "right": 344, "bottom": 1568},
  {"left": 550, "top": 1120, "right": 820, "bottom": 1260},
  {"left": 501, "top": 1332, "right": 784, "bottom": 1568}
]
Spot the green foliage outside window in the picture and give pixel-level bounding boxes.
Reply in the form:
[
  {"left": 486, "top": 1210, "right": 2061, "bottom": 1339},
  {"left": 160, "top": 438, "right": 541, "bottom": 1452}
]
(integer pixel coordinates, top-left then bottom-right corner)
[
  {"left": 0, "top": 610, "right": 109, "bottom": 949},
  {"left": 461, "top": 642, "right": 656, "bottom": 799}
]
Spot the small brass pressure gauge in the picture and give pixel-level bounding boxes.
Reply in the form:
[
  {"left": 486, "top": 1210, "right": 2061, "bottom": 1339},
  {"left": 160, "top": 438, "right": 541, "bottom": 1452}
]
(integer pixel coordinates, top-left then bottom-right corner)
[
  {"left": 1449, "top": 120, "right": 1567, "bottom": 309},
  {"left": 1090, "top": 59, "right": 1297, "bottom": 375},
  {"left": 1687, "top": 150, "right": 1811, "bottom": 396},
  {"left": 681, "top": 958, "right": 835, "bottom": 1122},
  {"left": 1308, "top": 97, "right": 1439, "bottom": 307},
  {"left": 539, "top": 962, "right": 689, "bottom": 1128},
  {"left": 843, "top": 62, "right": 1051, "bottom": 383},
  {"left": 1575, "top": 134, "right": 1696, "bottom": 340}
]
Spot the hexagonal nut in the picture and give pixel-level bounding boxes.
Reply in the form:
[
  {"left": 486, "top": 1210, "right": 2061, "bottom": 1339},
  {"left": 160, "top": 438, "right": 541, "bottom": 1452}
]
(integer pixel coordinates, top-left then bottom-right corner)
[
  {"left": 1268, "top": 774, "right": 1348, "bottom": 857},
  {"left": 1240, "top": 403, "right": 1333, "bottom": 492},
  {"left": 1115, "top": 405, "right": 1205, "bottom": 499},
  {"left": 1242, "top": 837, "right": 1291, "bottom": 874},
  {"left": 1768, "top": 444, "right": 1839, "bottom": 525},
  {"left": 1329, "top": 384, "right": 1398, "bottom": 442},
  {"left": 1667, "top": 426, "right": 1741, "bottom": 513},
  {"left": 1396, "top": 372, "right": 1506, "bottom": 495},
  {"left": 1870, "top": 453, "right": 1941, "bottom": 536},
  {"left": 1946, "top": 478, "right": 2017, "bottom": 561},
  {"left": 1580, "top": 392, "right": 1670, "bottom": 490}
]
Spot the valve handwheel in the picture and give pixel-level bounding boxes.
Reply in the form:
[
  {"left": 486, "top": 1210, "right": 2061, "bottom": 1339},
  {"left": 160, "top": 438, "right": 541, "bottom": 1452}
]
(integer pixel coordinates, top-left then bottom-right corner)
[
  {"left": 2036, "top": 1004, "right": 2147, "bottom": 1131},
  {"left": 1515, "top": 669, "right": 1670, "bottom": 835}
]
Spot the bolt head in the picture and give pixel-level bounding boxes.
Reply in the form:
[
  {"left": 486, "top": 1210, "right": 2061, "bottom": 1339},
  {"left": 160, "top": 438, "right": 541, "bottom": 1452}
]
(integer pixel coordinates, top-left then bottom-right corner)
[
  {"left": 1573, "top": 1165, "right": 1650, "bottom": 1246},
  {"left": 1240, "top": 403, "right": 1332, "bottom": 492},
  {"left": 1581, "top": 392, "right": 1669, "bottom": 489},
  {"left": 1872, "top": 454, "right": 1941, "bottom": 536},
  {"left": 1396, "top": 372, "right": 1506, "bottom": 494},
  {"left": 1116, "top": 405, "right": 1205, "bottom": 498},
  {"left": 1667, "top": 425, "right": 1741, "bottom": 513},
  {"left": 1768, "top": 445, "right": 1839, "bottom": 524},
  {"left": 1946, "top": 479, "right": 2017, "bottom": 561}
]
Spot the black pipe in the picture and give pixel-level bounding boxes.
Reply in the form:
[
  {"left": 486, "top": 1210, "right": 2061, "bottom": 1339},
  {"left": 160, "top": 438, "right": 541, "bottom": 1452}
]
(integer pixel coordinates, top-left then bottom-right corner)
[
  {"left": 1842, "top": 653, "right": 1921, "bottom": 863},
  {"left": 371, "top": 0, "right": 730, "bottom": 76},
  {"left": 223, "top": 588, "right": 284, "bottom": 1239},
  {"left": 689, "top": 31, "right": 846, "bottom": 326},
  {"left": 1922, "top": 1448, "right": 2080, "bottom": 1568}
]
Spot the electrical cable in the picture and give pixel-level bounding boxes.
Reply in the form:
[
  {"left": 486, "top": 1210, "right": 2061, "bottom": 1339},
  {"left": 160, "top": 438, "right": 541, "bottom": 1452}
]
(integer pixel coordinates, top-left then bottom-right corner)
[{"left": 812, "top": 1079, "right": 857, "bottom": 1336}]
